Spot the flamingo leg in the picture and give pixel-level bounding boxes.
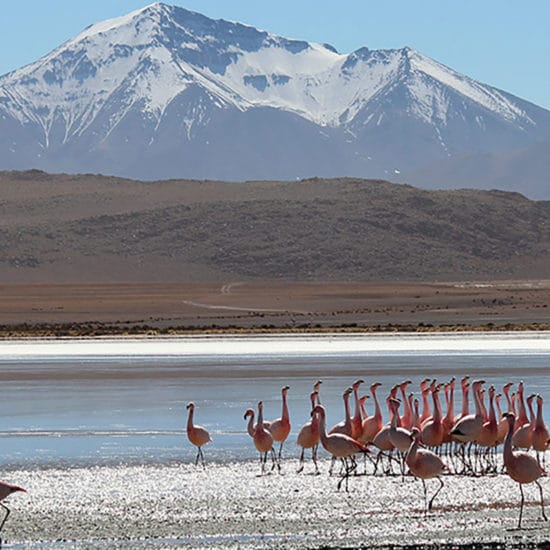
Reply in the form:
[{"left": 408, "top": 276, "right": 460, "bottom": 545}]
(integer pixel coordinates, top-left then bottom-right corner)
[
  {"left": 278, "top": 442, "right": 284, "bottom": 461},
  {"left": 297, "top": 448, "right": 305, "bottom": 473},
  {"left": 270, "top": 448, "right": 281, "bottom": 472},
  {"left": 536, "top": 481, "right": 547, "bottom": 522},
  {"left": 199, "top": 446, "right": 206, "bottom": 468},
  {"left": 194, "top": 447, "right": 200, "bottom": 466},
  {"left": 428, "top": 477, "right": 444, "bottom": 511},
  {"left": 329, "top": 456, "right": 336, "bottom": 476},
  {"left": 421, "top": 479, "right": 428, "bottom": 515},
  {"left": 518, "top": 483, "right": 525, "bottom": 529},
  {"left": 312, "top": 445, "right": 320, "bottom": 475},
  {"left": 0, "top": 503, "right": 10, "bottom": 532}
]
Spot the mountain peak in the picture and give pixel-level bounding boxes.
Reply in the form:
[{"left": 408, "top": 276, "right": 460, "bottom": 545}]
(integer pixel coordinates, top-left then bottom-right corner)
[{"left": 1, "top": 2, "right": 549, "bottom": 197}]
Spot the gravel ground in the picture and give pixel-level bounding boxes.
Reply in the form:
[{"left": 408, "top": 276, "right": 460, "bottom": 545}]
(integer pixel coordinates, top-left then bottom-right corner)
[{"left": 1, "top": 457, "right": 549, "bottom": 548}]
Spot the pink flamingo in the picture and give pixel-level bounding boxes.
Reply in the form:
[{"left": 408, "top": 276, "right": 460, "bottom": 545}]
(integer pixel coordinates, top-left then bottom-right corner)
[
  {"left": 503, "top": 412, "right": 547, "bottom": 529},
  {"left": 388, "top": 398, "right": 413, "bottom": 453},
  {"left": 329, "top": 388, "right": 353, "bottom": 437},
  {"left": 406, "top": 428, "right": 448, "bottom": 514},
  {"left": 268, "top": 385, "right": 291, "bottom": 460},
  {"left": 451, "top": 380, "right": 484, "bottom": 443},
  {"left": 328, "top": 387, "right": 354, "bottom": 474},
  {"left": 296, "top": 391, "right": 321, "bottom": 474},
  {"left": 185, "top": 402, "right": 212, "bottom": 467},
  {"left": 360, "top": 382, "right": 383, "bottom": 443},
  {"left": 0, "top": 481, "right": 26, "bottom": 533},
  {"left": 451, "top": 380, "right": 485, "bottom": 473},
  {"left": 252, "top": 401, "right": 277, "bottom": 474},
  {"left": 351, "top": 379, "right": 365, "bottom": 440},
  {"left": 478, "top": 385, "right": 499, "bottom": 472},
  {"left": 312, "top": 404, "right": 369, "bottom": 491}
]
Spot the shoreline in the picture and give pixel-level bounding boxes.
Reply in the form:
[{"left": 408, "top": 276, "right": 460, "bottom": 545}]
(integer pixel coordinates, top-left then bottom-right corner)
[{"left": 2, "top": 321, "right": 550, "bottom": 339}]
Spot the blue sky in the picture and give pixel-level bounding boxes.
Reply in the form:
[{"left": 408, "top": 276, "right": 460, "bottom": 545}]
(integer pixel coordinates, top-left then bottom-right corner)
[{"left": 1, "top": 1, "right": 549, "bottom": 109}]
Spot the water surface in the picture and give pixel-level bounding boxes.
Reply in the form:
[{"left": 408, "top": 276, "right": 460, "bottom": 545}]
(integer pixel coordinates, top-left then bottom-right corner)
[{"left": 0, "top": 333, "right": 549, "bottom": 467}]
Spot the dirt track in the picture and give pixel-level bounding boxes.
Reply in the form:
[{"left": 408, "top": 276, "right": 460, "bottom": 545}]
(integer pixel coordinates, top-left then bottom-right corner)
[{"left": 1, "top": 280, "right": 549, "bottom": 335}]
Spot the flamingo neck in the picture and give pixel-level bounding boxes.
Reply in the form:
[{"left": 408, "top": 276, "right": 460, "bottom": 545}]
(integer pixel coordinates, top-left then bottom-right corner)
[
  {"left": 353, "top": 388, "right": 362, "bottom": 424},
  {"left": 432, "top": 390, "right": 442, "bottom": 423},
  {"left": 503, "top": 417, "right": 515, "bottom": 464},
  {"left": 372, "top": 388, "right": 382, "bottom": 421},
  {"left": 527, "top": 399, "right": 536, "bottom": 427},
  {"left": 445, "top": 383, "right": 455, "bottom": 423},
  {"left": 504, "top": 387, "right": 513, "bottom": 413},
  {"left": 246, "top": 413, "right": 255, "bottom": 437},
  {"left": 257, "top": 406, "right": 264, "bottom": 430},
  {"left": 282, "top": 392, "right": 289, "bottom": 422},
  {"left": 518, "top": 387, "right": 528, "bottom": 425},
  {"left": 473, "top": 385, "right": 483, "bottom": 419},
  {"left": 461, "top": 385, "right": 470, "bottom": 416},
  {"left": 187, "top": 408, "right": 194, "bottom": 432},
  {"left": 536, "top": 399, "right": 545, "bottom": 427},
  {"left": 488, "top": 391, "right": 496, "bottom": 425},
  {"left": 318, "top": 411, "right": 328, "bottom": 445}
]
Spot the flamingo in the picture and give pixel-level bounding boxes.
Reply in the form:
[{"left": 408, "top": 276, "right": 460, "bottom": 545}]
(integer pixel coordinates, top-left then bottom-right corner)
[
  {"left": 328, "top": 387, "right": 354, "bottom": 474},
  {"left": 388, "top": 398, "right": 413, "bottom": 477},
  {"left": 252, "top": 401, "right": 277, "bottom": 474},
  {"left": 406, "top": 428, "right": 448, "bottom": 514},
  {"left": 0, "top": 481, "right": 26, "bottom": 533},
  {"left": 421, "top": 384, "right": 444, "bottom": 450},
  {"left": 503, "top": 412, "right": 547, "bottom": 529},
  {"left": 268, "top": 385, "right": 291, "bottom": 460},
  {"left": 371, "top": 386, "right": 400, "bottom": 474},
  {"left": 185, "top": 402, "right": 212, "bottom": 467},
  {"left": 360, "top": 382, "right": 383, "bottom": 443},
  {"left": 451, "top": 379, "right": 484, "bottom": 443},
  {"left": 451, "top": 380, "right": 485, "bottom": 473},
  {"left": 478, "top": 385, "right": 499, "bottom": 472},
  {"left": 296, "top": 391, "right": 321, "bottom": 474},
  {"left": 312, "top": 404, "right": 369, "bottom": 491},
  {"left": 388, "top": 398, "right": 413, "bottom": 452},
  {"left": 329, "top": 387, "right": 353, "bottom": 437}
]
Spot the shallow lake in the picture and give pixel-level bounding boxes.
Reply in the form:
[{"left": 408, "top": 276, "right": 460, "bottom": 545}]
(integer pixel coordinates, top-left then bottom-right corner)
[{"left": 0, "top": 332, "right": 549, "bottom": 467}]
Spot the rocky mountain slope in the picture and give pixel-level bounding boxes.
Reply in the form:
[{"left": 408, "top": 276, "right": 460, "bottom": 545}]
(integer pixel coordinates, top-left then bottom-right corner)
[{"left": 1, "top": 3, "right": 549, "bottom": 196}]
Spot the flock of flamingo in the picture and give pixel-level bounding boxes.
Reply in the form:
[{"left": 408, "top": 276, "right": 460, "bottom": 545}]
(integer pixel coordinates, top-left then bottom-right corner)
[{"left": 186, "top": 377, "right": 550, "bottom": 529}]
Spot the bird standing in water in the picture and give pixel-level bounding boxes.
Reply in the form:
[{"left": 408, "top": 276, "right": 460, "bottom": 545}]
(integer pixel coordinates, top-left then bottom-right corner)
[
  {"left": 503, "top": 412, "right": 547, "bottom": 529},
  {"left": 186, "top": 402, "right": 212, "bottom": 468}
]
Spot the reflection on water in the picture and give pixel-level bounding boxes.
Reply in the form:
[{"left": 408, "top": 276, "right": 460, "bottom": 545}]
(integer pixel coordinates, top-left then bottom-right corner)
[{"left": 0, "top": 335, "right": 549, "bottom": 467}]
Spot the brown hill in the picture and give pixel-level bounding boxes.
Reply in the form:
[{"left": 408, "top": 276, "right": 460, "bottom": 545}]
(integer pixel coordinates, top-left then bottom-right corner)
[{"left": 1, "top": 170, "right": 549, "bottom": 283}]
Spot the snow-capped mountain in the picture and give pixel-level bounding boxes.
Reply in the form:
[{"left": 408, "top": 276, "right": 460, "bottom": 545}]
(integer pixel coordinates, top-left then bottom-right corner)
[{"left": 1, "top": 2, "right": 550, "bottom": 195}]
